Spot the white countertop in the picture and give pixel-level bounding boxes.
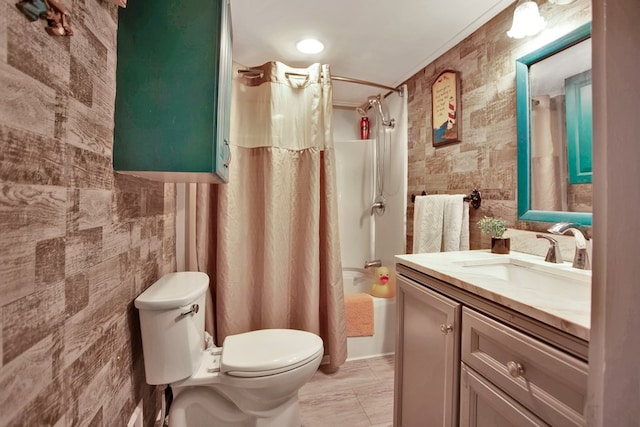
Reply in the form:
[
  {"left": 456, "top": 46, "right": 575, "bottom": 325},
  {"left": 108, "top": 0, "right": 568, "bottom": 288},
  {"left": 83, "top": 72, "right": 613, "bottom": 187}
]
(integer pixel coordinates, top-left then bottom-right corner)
[{"left": 395, "top": 250, "right": 591, "bottom": 341}]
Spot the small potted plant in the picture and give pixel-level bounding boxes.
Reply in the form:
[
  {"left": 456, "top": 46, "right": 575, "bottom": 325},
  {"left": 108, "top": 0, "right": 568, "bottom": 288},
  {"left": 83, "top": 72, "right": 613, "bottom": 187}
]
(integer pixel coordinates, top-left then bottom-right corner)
[{"left": 477, "top": 216, "right": 510, "bottom": 254}]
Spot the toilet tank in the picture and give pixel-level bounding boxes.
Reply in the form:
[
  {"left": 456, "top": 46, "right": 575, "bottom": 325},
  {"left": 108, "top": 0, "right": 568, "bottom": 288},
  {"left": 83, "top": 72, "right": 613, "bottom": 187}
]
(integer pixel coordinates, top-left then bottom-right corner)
[{"left": 134, "top": 272, "right": 209, "bottom": 385}]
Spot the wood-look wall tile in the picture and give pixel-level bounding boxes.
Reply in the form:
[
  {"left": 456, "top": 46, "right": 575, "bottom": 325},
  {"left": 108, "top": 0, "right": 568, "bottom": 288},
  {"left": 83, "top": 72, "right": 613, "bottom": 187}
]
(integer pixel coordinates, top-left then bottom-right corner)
[
  {"left": 0, "top": 4, "right": 7, "bottom": 64},
  {"left": 0, "top": 125, "right": 66, "bottom": 185},
  {"left": 0, "top": 335, "right": 54, "bottom": 425},
  {"left": 0, "top": 236, "right": 35, "bottom": 307},
  {"left": 136, "top": 257, "right": 160, "bottom": 295},
  {"left": 0, "top": 62, "right": 56, "bottom": 137},
  {"left": 143, "top": 184, "right": 165, "bottom": 217},
  {"left": 86, "top": 254, "right": 125, "bottom": 305},
  {"left": 91, "top": 76, "right": 116, "bottom": 129},
  {"left": 140, "top": 217, "right": 157, "bottom": 240},
  {"left": 0, "top": 0, "right": 176, "bottom": 424},
  {"left": 119, "top": 248, "right": 140, "bottom": 283},
  {"left": 87, "top": 408, "right": 103, "bottom": 427},
  {"left": 113, "top": 173, "right": 145, "bottom": 220},
  {"left": 65, "top": 227, "right": 103, "bottom": 277},
  {"left": 114, "top": 188, "right": 142, "bottom": 222},
  {"left": 70, "top": 55, "right": 93, "bottom": 108},
  {"left": 54, "top": 89, "right": 69, "bottom": 141},
  {"left": 2, "top": 280, "right": 65, "bottom": 364},
  {"left": 75, "top": 362, "right": 111, "bottom": 426},
  {"left": 78, "top": 188, "right": 112, "bottom": 230},
  {"left": 6, "top": 375, "right": 69, "bottom": 427},
  {"left": 66, "top": 145, "right": 114, "bottom": 189},
  {"left": 36, "top": 237, "right": 66, "bottom": 287},
  {"left": 6, "top": 10, "right": 70, "bottom": 93},
  {"left": 107, "top": 328, "right": 137, "bottom": 427},
  {"left": 67, "top": 97, "right": 113, "bottom": 156},
  {"left": 65, "top": 272, "right": 89, "bottom": 318},
  {"left": 66, "top": 187, "right": 81, "bottom": 233},
  {"left": 63, "top": 260, "right": 129, "bottom": 368},
  {"left": 76, "top": 2, "right": 118, "bottom": 55},
  {"left": 102, "top": 222, "right": 132, "bottom": 259},
  {"left": 70, "top": 21, "right": 108, "bottom": 84}
]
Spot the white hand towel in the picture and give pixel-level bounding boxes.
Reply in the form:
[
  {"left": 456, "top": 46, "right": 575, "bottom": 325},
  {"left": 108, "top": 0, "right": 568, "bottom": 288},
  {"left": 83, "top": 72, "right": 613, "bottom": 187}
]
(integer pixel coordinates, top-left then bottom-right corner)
[
  {"left": 443, "top": 195, "right": 470, "bottom": 251},
  {"left": 413, "top": 195, "right": 445, "bottom": 253},
  {"left": 413, "top": 194, "right": 470, "bottom": 253},
  {"left": 460, "top": 201, "right": 470, "bottom": 250}
]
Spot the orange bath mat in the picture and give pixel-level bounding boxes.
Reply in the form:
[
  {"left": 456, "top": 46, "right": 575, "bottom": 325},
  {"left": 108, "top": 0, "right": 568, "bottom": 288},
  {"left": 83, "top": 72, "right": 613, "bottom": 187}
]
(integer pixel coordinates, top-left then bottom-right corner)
[{"left": 344, "top": 293, "right": 374, "bottom": 337}]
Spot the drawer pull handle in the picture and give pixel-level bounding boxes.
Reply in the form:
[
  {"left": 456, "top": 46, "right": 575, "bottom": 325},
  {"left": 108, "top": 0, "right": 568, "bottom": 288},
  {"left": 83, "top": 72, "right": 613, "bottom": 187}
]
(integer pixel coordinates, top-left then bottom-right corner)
[
  {"left": 440, "top": 324, "right": 454, "bottom": 335},
  {"left": 223, "top": 138, "right": 232, "bottom": 168},
  {"left": 507, "top": 361, "right": 525, "bottom": 378}
]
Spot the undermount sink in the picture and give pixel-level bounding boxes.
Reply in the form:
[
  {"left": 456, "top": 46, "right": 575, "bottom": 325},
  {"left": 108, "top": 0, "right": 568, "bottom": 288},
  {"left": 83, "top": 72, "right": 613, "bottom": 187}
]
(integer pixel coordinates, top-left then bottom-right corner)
[{"left": 454, "top": 257, "right": 591, "bottom": 289}]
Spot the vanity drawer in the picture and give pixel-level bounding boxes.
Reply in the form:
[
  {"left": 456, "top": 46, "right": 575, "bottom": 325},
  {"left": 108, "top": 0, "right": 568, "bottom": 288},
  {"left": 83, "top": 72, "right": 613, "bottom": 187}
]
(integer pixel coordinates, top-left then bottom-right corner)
[
  {"left": 460, "top": 363, "right": 547, "bottom": 427},
  {"left": 461, "top": 308, "right": 588, "bottom": 427}
]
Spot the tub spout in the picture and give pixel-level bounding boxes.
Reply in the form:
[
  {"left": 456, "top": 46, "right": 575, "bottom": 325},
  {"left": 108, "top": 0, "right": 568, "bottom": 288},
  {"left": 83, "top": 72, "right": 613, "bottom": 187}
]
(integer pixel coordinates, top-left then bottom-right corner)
[{"left": 364, "top": 259, "right": 382, "bottom": 269}]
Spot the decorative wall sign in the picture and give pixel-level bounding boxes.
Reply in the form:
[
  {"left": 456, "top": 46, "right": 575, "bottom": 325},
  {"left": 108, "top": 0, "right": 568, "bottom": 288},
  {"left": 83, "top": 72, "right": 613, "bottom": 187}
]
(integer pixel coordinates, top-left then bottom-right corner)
[{"left": 431, "top": 70, "right": 461, "bottom": 146}]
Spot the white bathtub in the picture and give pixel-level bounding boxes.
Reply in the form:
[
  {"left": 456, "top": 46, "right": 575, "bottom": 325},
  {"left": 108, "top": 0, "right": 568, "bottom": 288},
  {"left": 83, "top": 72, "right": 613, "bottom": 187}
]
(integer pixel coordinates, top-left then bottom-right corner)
[{"left": 343, "top": 268, "right": 396, "bottom": 361}]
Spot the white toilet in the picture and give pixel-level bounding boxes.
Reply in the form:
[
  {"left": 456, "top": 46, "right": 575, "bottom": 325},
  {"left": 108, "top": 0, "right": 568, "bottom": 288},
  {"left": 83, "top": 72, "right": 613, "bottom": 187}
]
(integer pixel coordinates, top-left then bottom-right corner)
[{"left": 134, "top": 271, "right": 324, "bottom": 427}]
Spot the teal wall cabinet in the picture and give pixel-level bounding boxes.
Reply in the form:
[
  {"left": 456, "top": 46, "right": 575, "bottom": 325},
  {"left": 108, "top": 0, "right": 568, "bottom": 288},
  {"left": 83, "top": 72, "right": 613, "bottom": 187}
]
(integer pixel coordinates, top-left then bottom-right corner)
[
  {"left": 565, "top": 69, "right": 593, "bottom": 184},
  {"left": 113, "top": 0, "right": 232, "bottom": 183}
]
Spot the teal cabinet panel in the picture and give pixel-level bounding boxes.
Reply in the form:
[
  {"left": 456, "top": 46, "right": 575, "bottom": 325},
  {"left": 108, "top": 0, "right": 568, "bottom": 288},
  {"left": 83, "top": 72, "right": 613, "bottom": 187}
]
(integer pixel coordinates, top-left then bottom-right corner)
[
  {"left": 565, "top": 69, "right": 592, "bottom": 184},
  {"left": 113, "top": 0, "right": 232, "bottom": 183}
]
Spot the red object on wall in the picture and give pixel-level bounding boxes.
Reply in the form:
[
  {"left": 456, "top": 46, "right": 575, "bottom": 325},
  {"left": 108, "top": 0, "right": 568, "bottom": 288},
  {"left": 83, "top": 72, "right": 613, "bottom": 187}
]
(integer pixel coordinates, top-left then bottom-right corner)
[{"left": 360, "top": 117, "right": 370, "bottom": 139}]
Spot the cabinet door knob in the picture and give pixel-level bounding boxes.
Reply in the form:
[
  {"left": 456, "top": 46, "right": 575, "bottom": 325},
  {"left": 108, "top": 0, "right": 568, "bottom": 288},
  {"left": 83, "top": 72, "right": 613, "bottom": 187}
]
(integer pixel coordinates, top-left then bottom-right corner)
[
  {"left": 440, "top": 324, "right": 454, "bottom": 335},
  {"left": 506, "top": 361, "right": 525, "bottom": 378}
]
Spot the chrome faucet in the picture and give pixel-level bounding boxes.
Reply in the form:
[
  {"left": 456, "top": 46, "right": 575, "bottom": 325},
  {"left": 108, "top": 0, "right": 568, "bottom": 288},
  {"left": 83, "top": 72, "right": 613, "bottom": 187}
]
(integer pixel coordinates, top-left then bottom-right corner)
[
  {"left": 536, "top": 234, "right": 563, "bottom": 263},
  {"left": 547, "top": 222, "right": 591, "bottom": 270},
  {"left": 364, "top": 259, "right": 382, "bottom": 269}
]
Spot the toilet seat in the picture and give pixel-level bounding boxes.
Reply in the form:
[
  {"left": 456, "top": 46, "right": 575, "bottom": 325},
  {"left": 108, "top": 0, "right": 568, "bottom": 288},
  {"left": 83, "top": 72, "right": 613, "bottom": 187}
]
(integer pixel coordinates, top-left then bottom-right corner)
[{"left": 221, "top": 329, "right": 324, "bottom": 378}]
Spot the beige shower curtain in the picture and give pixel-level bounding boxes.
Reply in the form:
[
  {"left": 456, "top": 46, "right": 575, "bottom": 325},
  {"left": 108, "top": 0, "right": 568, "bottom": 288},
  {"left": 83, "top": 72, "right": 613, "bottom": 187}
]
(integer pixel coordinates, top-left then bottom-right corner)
[{"left": 192, "top": 61, "right": 347, "bottom": 371}]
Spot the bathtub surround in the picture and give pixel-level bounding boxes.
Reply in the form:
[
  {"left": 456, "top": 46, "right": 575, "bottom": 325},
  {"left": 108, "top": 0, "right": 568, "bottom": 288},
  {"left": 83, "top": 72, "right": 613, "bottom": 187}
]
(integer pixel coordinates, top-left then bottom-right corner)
[
  {"left": 0, "top": 2, "right": 175, "bottom": 426},
  {"left": 404, "top": 0, "right": 592, "bottom": 251},
  {"left": 332, "top": 93, "right": 406, "bottom": 361},
  {"left": 190, "top": 61, "right": 347, "bottom": 371}
]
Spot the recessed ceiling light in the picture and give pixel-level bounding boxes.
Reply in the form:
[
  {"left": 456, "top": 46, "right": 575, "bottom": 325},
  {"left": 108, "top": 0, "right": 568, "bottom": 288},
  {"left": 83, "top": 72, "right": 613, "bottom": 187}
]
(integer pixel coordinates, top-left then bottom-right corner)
[{"left": 296, "top": 39, "right": 324, "bottom": 54}]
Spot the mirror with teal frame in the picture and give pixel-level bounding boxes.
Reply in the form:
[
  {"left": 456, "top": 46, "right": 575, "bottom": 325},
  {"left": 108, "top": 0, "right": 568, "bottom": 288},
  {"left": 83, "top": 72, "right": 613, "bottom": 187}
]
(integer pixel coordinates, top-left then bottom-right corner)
[{"left": 516, "top": 22, "right": 592, "bottom": 226}]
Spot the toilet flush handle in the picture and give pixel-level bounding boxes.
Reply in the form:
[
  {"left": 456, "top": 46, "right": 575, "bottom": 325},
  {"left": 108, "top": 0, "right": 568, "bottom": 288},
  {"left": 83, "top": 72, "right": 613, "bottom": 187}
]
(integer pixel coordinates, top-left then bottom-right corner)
[{"left": 180, "top": 304, "right": 199, "bottom": 318}]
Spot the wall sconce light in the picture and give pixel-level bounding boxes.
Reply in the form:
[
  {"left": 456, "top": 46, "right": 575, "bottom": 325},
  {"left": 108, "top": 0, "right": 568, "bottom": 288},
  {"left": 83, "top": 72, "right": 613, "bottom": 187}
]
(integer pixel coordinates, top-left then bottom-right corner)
[{"left": 507, "top": 0, "right": 546, "bottom": 39}]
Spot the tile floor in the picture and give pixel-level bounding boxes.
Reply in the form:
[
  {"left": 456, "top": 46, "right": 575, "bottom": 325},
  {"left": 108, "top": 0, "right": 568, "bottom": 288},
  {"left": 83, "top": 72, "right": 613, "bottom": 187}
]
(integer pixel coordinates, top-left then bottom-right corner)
[{"left": 299, "top": 355, "right": 395, "bottom": 427}]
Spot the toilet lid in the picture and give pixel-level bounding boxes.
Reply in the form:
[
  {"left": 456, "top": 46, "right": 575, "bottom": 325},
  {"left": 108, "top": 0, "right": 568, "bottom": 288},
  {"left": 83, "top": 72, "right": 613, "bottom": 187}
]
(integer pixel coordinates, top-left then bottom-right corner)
[{"left": 221, "top": 329, "right": 324, "bottom": 378}]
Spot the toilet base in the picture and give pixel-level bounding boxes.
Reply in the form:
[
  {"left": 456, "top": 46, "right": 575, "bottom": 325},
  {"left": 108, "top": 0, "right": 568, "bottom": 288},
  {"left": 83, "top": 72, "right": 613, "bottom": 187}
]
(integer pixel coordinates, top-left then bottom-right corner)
[
  {"left": 255, "top": 396, "right": 300, "bottom": 427},
  {"left": 168, "top": 386, "right": 301, "bottom": 427}
]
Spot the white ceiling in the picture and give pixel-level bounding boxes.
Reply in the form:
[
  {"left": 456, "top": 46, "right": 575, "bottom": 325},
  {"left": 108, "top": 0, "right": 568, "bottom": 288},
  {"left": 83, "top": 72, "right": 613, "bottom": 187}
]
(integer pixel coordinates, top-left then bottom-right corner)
[{"left": 230, "top": 0, "right": 515, "bottom": 107}]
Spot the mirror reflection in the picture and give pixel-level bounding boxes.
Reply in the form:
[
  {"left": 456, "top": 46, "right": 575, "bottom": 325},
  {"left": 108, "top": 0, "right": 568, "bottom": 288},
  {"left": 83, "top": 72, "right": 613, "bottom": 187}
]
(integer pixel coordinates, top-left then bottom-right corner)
[
  {"left": 529, "top": 38, "right": 592, "bottom": 213},
  {"left": 516, "top": 23, "right": 592, "bottom": 225}
]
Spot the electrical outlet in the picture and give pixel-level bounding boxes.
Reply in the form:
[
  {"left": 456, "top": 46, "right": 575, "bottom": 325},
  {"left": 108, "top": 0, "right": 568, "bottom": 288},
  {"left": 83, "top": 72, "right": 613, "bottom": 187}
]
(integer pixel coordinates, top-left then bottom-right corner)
[{"left": 127, "top": 400, "right": 143, "bottom": 427}]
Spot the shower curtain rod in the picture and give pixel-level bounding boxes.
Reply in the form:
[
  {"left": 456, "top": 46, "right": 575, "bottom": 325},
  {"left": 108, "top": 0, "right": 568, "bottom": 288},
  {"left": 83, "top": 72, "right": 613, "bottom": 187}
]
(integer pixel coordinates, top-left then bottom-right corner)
[{"left": 237, "top": 68, "right": 403, "bottom": 95}]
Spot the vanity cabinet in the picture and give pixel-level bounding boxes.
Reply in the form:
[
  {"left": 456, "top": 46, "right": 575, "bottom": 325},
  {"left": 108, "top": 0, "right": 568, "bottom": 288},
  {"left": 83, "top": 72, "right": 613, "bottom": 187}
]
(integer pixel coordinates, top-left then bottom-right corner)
[
  {"left": 395, "top": 263, "right": 589, "bottom": 427},
  {"left": 394, "top": 275, "right": 461, "bottom": 427},
  {"left": 461, "top": 308, "right": 588, "bottom": 427},
  {"left": 113, "top": 0, "right": 232, "bottom": 183}
]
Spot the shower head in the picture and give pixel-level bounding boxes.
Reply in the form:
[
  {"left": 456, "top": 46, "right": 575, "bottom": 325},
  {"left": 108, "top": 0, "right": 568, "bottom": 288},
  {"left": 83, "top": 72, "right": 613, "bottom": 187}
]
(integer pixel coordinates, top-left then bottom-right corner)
[
  {"left": 355, "top": 95, "right": 395, "bottom": 128},
  {"left": 356, "top": 97, "right": 375, "bottom": 116}
]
